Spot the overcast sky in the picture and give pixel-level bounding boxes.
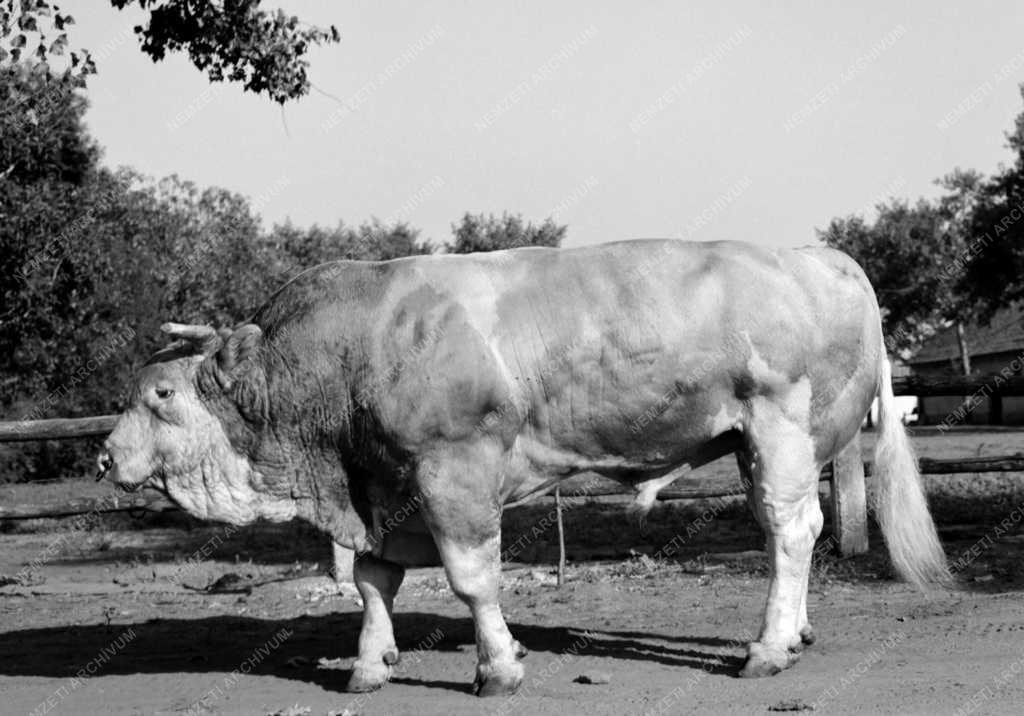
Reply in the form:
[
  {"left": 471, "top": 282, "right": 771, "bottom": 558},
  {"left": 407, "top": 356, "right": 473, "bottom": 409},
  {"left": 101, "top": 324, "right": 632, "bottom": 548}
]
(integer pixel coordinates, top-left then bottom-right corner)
[{"left": 72, "top": 0, "right": 1024, "bottom": 250}]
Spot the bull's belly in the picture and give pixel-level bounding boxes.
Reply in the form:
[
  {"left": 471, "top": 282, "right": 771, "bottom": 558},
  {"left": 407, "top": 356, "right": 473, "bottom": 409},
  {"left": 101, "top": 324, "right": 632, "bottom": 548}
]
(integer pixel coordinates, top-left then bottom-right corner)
[{"left": 501, "top": 421, "right": 744, "bottom": 504}]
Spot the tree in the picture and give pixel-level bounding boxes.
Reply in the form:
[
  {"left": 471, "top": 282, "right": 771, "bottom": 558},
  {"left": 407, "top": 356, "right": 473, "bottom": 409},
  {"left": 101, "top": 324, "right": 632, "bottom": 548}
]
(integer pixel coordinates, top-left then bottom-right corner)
[
  {"left": 447, "top": 212, "right": 566, "bottom": 254},
  {"left": 1, "top": 65, "right": 106, "bottom": 407},
  {"left": 263, "top": 218, "right": 434, "bottom": 285},
  {"left": 349, "top": 218, "right": 435, "bottom": 262},
  {"left": 1, "top": 0, "right": 339, "bottom": 103},
  {"left": 818, "top": 199, "right": 958, "bottom": 356},
  {"left": 0, "top": 162, "right": 275, "bottom": 479},
  {"left": 962, "top": 86, "right": 1024, "bottom": 314},
  {"left": 934, "top": 168, "right": 986, "bottom": 375},
  {"left": 0, "top": 64, "right": 98, "bottom": 182},
  {"left": 132, "top": 173, "right": 270, "bottom": 326},
  {"left": 0, "top": 65, "right": 147, "bottom": 479},
  {"left": 0, "top": 64, "right": 266, "bottom": 479}
]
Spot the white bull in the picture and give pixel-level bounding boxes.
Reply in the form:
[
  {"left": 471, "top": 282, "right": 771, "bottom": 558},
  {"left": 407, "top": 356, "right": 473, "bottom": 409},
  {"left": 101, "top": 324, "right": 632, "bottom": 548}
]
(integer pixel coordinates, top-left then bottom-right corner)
[{"left": 98, "top": 239, "right": 948, "bottom": 695}]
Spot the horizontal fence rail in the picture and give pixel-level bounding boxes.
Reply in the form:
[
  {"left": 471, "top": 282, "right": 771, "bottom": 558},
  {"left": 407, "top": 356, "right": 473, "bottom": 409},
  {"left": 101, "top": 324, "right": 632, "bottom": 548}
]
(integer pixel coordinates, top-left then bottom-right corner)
[
  {"left": 0, "top": 415, "right": 119, "bottom": 442},
  {"left": 0, "top": 491, "right": 172, "bottom": 520}
]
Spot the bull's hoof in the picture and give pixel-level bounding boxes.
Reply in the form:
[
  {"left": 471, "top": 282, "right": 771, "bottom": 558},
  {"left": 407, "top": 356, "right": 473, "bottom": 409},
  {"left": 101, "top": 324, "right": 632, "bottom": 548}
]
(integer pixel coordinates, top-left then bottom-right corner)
[
  {"left": 799, "top": 624, "right": 816, "bottom": 646},
  {"left": 473, "top": 660, "right": 525, "bottom": 697},
  {"left": 738, "top": 642, "right": 798, "bottom": 678},
  {"left": 347, "top": 660, "right": 392, "bottom": 693}
]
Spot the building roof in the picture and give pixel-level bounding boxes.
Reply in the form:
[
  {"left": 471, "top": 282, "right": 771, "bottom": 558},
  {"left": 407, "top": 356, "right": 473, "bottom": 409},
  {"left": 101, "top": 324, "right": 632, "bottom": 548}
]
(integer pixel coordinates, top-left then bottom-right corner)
[{"left": 909, "top": 305, "right": 1024, "bottom": 365}]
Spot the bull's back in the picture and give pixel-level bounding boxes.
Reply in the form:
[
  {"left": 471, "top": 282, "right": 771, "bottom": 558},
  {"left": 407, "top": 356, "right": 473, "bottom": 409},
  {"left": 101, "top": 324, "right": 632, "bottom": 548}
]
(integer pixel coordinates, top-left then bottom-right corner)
[{"left": 258, "top": 240, "right": 881, "bottom": 468}]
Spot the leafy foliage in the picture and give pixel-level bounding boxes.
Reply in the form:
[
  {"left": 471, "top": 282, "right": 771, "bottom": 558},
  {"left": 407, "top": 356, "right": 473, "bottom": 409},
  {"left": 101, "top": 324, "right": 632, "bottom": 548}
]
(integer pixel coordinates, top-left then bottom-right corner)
[
  {"left": 1, "top": 0, "right": 338, "bottom": 103},
  {"left": 1, "top": 0, "right": 95, "bottom": 88},
  {"left": 0, "top": 67, "right": 146, "bottom": 478},
  {"left": 962, "top": 87, "right": 1024, "bottom": 314},
  {"left": 817, "top": 87, "right": 1024, "bottom": 352},
  {"left": 264, "top": 218, "right": 433, "bottom": 282},
  {"left": 817, "top": 195, "right": 970, "bottom": 354},
  {"left": 1, "top": 66, "right": 107, "bottom": 407},
  {"left": 0, "top": 64, "right": 97, "bottom": 183},
  {"left": 447, "top": 212, "right": 567, "bottom": 254}
]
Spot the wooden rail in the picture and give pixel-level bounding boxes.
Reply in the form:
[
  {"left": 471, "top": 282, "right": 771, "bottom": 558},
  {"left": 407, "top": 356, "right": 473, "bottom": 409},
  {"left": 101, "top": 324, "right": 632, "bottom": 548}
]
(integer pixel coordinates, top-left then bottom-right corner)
[
  {"left": 0, "top": 415, "right": 119, "bottom": 442},
  {"left": 0, "top": 490, "right": 173, "bottom": 520}
]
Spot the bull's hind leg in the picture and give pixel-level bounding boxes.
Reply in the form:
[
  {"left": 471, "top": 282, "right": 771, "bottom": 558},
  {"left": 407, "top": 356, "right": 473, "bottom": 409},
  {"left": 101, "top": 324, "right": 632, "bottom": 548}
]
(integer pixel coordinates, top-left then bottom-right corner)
[
  {"left": 737, "top": 448, "right": 819, "bottom": 652},
  {"left": 738, "top": 403, "right": 824, "bottom": 678},
  {"left": 417, "top": 447, "right": 527, "bottom": 697},
  {"left": 348, "top": 553, "right": 405, "bottom": 692}
]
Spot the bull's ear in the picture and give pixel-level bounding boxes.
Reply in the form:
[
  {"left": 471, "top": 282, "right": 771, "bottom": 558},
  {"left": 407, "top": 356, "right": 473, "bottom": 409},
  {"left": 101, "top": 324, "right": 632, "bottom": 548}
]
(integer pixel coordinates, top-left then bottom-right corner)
[
  {"left": 215, "top": 324, "right": 263, "bottom": 389},
  {"left": 161, "top": 322, "right": 221, "bottom": 356}
]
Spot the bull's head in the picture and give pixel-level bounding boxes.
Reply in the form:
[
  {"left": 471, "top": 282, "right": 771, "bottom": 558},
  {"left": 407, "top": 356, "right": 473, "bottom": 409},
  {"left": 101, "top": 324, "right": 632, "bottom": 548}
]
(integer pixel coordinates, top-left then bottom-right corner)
[{"left": 96, "top": 322, "right": 295, "bottom": 524}]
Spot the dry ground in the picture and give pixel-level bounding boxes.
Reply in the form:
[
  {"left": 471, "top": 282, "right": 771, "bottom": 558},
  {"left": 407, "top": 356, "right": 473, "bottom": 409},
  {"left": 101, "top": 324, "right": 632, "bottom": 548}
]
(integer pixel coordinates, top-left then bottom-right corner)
[{"left": 1, "top": 427, "right": 1023, "bottom": 715}]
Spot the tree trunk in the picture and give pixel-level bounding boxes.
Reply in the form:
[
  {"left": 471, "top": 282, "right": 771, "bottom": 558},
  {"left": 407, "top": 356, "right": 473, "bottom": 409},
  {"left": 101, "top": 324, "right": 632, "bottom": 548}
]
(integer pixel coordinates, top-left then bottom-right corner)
[
  {"left": 955, "top": 321, "right": 972, "bottom": 376},
  {"left": 955, "top": 321, "right": 972, "bottom": 424}
]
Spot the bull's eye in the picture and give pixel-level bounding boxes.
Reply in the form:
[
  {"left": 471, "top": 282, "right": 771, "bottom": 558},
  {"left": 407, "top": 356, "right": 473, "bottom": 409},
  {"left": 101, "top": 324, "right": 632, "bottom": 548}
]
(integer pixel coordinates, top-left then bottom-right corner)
[{"left": 155, "top": 387, "right": 174, "bottom": 400}]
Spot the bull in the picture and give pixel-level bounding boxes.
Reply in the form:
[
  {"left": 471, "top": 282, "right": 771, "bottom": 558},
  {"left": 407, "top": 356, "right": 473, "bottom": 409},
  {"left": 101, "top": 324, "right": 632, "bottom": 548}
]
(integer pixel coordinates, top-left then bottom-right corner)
[{"left": 97, "top": 239, "right": 948, "bottom": 695}]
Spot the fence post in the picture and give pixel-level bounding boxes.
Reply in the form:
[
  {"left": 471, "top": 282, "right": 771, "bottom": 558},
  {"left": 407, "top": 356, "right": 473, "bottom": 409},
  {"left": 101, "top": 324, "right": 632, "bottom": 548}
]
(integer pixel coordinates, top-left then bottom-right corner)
[
  {"left": 555, "top": 485, "right": 566, "bottom": 587},
  {"left": 830, "top": 430, "right": 869, "bottom": 556},
  {"left": 332, "top": 540, "right": 354, "bottom": 583}
]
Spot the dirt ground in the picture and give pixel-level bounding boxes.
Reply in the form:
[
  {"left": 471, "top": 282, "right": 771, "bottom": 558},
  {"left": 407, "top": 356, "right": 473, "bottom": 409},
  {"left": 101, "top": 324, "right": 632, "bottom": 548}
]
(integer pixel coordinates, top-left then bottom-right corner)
[{"left": 2, "top": 427, "right": 1024, "bottom": 715}]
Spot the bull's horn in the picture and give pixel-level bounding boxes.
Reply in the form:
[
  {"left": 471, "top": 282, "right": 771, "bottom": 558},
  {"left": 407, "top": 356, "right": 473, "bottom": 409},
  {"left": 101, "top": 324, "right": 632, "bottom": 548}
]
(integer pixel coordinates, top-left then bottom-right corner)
[{"left": 161, "top": 323, "right": 218, "bottom": 341}]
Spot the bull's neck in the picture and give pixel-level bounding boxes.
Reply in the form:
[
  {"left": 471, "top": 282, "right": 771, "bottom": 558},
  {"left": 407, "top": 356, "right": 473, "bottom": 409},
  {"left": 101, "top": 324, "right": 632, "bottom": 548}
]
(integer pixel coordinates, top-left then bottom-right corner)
[{"left": 193, "top": 343, "right": 370, "bottom": 548}]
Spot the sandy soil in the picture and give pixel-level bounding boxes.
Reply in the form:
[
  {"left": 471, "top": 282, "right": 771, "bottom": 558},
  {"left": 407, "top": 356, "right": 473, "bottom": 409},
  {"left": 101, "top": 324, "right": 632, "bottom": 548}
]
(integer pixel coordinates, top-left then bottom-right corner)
[{"left": 2, "top": 525, "right": 1023, "bottom": 715}]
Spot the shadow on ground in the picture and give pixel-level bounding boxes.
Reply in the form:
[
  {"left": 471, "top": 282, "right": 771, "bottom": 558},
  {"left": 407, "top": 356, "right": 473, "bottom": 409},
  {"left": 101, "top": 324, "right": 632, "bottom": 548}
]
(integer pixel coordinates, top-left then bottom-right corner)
[{"left": 0, "top": 612, "right": 746, "bottom": 694}]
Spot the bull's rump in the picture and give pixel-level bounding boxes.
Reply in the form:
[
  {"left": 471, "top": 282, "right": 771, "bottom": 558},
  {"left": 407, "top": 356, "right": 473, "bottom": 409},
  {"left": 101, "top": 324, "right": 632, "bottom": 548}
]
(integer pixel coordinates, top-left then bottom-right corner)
[{"left": 263, "top": 239, "right": 880, "bottom": 482}]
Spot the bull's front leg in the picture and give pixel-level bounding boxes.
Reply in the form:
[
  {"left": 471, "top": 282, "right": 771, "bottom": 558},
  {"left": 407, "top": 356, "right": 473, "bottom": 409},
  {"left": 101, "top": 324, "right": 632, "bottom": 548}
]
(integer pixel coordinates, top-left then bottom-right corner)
[
  {"left": 417, "top": 447, "right": 527, "bottom": 697},
  {"left": 436, "top": 531, "right": 527, "bottom": 696},
  {"left": 348, "top": 553, "right": 405, "bottom": 692}
]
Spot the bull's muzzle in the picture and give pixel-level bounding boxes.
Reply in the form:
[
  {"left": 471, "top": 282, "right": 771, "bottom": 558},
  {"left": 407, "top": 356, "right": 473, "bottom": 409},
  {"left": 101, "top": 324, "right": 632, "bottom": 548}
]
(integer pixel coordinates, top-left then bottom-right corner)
[
  {"left": 96, "top": 449, "right": 148, "bottom": 492},
  {"left": 96, "top": 451, "right": 114, "bottom": 482}
]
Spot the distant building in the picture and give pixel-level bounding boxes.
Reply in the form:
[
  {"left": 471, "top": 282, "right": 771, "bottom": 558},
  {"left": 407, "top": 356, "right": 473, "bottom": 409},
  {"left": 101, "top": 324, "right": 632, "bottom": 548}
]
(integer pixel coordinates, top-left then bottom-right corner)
[{"left": 906, "top": 306, "right": 1024, "bottom": 426}]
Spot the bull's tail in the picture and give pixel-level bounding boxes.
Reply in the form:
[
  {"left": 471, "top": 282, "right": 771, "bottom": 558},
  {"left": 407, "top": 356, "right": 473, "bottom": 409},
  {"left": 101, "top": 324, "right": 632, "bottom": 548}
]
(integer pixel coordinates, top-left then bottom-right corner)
[{"left": 873, "top": 348, "right": 950, "bottom": 587}]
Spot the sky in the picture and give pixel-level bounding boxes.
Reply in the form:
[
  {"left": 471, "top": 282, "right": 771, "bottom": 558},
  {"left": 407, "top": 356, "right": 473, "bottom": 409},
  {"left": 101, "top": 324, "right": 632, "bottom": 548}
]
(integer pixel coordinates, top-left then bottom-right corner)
[{"left": 70, "top": 0, "right": 1024, "bottom": 250}]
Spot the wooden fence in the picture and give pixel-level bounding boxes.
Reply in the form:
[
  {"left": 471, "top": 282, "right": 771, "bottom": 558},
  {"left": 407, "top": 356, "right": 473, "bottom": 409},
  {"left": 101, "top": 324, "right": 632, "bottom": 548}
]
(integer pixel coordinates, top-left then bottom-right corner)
[{"left": 2, "top": 374, "right": 1024, "bottom": 578}]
